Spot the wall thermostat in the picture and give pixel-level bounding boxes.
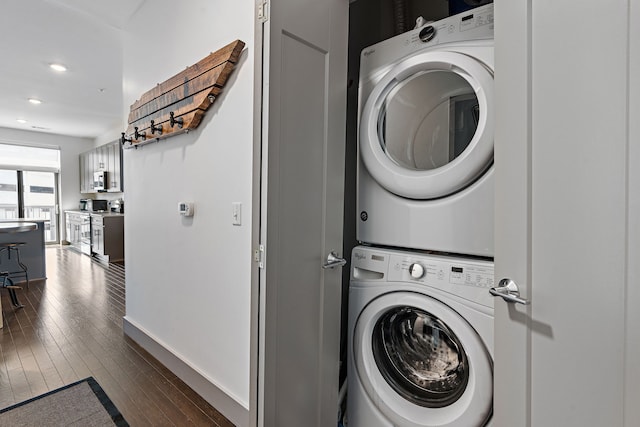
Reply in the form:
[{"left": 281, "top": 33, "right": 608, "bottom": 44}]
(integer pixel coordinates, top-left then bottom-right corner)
[{"left": 179, "top": 202, "right": 194, "bottom": 217}]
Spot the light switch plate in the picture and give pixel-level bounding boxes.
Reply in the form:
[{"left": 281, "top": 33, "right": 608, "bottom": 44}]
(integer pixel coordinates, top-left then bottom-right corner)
[{"left": 232, "top": 202, "right": 242, "bottom": 226}]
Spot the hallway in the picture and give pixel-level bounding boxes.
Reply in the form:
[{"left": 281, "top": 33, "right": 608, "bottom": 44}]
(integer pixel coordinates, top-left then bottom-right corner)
[{"left": 0, "top": 247, "right": 233, "bottom": 426}]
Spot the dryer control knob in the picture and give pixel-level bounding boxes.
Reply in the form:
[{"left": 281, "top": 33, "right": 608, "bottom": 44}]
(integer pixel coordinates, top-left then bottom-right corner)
[
  {"left": 419, "top": 25, "right": 436, "bottom": 43},
  {"left": 409, "top": 263, "right": 425, "bottom": 279}
]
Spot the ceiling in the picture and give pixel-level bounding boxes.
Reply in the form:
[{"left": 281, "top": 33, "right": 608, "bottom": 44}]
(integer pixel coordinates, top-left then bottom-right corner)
[{"left": 0, "top": 0, "right": 145, "bottom": 139}]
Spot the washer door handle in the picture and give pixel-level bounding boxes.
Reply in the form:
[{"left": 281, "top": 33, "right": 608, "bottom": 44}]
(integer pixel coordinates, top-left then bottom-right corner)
[
  {"left": 490, "top": 278, "right": 530, "bottom": 305},
  {"left": 323, "top": 251, "right": 347, "bottom": 269}
]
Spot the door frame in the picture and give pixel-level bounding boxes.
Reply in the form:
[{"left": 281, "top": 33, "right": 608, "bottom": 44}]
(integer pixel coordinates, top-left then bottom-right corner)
[
  {"left": 250, "top": 1, "right": 267, "bottom": 425},
  {"left": 493, "top": 1, "right": 532, "bottom": 425}
]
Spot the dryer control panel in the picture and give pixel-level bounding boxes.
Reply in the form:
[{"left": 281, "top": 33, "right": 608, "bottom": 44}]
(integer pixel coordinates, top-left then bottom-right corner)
[{"left": 360, "top": 3, "right": 494, "bottom": 77}]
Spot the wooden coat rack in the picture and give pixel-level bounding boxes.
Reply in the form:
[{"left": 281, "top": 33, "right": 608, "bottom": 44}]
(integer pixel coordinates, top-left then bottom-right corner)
[{"left": 122, "top": 39, "right": 245, "bottom": 148}]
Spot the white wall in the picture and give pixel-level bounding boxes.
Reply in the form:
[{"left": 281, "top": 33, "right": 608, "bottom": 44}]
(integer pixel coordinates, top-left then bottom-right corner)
[
  {"left": 94, "top": 127, "right": 123, "bottom": 148},
  {"left": 0, "top": 126, "right": 93, "bottom": 218},
  {"left": 121, "top": 0, "right": 255, "bottom": 422}
]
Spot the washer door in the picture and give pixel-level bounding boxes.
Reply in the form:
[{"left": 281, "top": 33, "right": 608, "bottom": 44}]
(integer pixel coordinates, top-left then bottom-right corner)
[
  {"left": 353, "top": 292, "right": 492, "bottom": 427},
  {"left": 359, "top": 50, "right": 493, "bottom": 199}
]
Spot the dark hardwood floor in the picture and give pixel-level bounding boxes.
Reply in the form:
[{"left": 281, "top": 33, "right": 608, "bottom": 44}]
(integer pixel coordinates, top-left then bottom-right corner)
[{"left": 0, "top": 246, "right": 234, "bottom": 426}]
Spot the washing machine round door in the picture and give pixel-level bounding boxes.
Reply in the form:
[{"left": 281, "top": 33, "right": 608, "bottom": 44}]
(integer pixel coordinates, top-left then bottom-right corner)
[
  {"left": 353, "top": 292, "right": 493, "bottom": 427},
  {"left": 360, "top": 50, "right": 494, "bottom": 199}
]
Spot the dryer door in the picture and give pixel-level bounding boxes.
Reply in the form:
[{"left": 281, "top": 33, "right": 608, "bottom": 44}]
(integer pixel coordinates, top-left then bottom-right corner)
[
  {"left": 353, "top": 291, "right": 493, "bottom": 427},
  {"left": 360, "top": 51, "right": 493, "bottom": 200}
]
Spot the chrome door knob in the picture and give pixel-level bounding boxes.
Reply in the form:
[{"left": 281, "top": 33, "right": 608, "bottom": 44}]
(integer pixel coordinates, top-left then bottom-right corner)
[
  {"left": 490, "top": 278, "right": 530, "bottom": 305},
  {"left": 322, "top": 251, "right": 346, "bottom": 269}
]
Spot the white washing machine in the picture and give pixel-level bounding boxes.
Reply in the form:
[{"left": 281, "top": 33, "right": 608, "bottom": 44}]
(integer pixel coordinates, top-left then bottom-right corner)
[
  {"left": 357, "top": 4, "right": 495, "bottom": 257},
  {"left": 347, "top": 246, "right": 494, "bottom": 427}
]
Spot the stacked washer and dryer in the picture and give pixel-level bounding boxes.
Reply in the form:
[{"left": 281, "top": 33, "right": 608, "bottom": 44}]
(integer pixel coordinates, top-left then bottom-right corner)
[{"left": 348, "top": 4, "right": 496, "bottom": 427}]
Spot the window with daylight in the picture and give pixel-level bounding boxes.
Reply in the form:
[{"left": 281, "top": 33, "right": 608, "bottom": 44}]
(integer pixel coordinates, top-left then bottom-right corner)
[{"left": 0, "top": 143, "right": 61, "bottom": 243}]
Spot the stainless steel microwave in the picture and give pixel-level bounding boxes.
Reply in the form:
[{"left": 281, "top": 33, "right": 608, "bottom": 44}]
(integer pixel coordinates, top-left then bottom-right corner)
[
  {"left": 94, "top": 171, "right": 107, "bottom": 191},
  {"left": 80, "top": 198, "right": 108, "bottom": 212}
]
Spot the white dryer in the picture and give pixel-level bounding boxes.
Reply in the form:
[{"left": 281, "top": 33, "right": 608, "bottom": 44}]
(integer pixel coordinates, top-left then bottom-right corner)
[
  {"left": 357, "top": 4, "right": 495, "bottom": 257},
  {"left": 347, "top": 246, "right": 494, "bottom": 427}
]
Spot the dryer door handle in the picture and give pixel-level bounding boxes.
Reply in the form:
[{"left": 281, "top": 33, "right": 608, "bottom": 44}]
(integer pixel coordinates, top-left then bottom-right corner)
[
  {"left": 323, "top": 251, "right": 347, "bottom": 269},
  {"left": 490, "top": 278, "right": 530, "bottom": 305}
]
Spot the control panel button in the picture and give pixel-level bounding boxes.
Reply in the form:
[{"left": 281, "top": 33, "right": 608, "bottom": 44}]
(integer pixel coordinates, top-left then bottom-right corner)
[
  {"left": 419, "top": 25, "right": 436, "bottom": 42},
  {"left": 409, "top": 263, "right": 425, "bottom": 279}
]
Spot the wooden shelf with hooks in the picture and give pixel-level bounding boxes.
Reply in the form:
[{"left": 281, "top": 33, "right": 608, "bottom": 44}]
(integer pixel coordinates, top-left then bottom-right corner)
[{"left": 122, "top": 39, "right": 245, "bottom": 148}]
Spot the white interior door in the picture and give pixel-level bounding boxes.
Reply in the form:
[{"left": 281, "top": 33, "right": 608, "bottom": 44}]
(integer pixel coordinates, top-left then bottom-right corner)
[
  {"left": 258, "top": 0, "right": 348, "bottom": 426},
  {"left": 494, "top": 1, "right": 640, "bottom": 426}
]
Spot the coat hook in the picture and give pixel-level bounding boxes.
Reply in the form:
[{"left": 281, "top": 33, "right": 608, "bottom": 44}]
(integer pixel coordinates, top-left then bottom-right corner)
[
  {"left": 120, "top": 132, "right": 132, "bottom": 145},
  {"left": 150, "top": 120, "right": 163, "bottom": 135},
  {"left": 134, "top": 126, "right": 146, "bottom": 140},
  {"left": 169, "top": 111, "right": 183, "bottom": 129}
]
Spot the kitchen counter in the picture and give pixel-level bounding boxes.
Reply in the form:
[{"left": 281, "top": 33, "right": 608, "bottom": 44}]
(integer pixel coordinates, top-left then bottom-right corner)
[
  {"left": 92, "top": 212, "right": 125, "bottom": 217},
  {"left": 0, "top": 222, "right": 37, "bottom": 233},
  {"left": 65, "top": 210, "right": 124, "bottom": 217},
  {"left": 0, "top": 221, "right": 47, "bottom": 329},
  {"left": 0, "top": 219, "right": 46, "bottom": 281},
  {"left": 64, "top": 211, "right": 124, "bottom": 262},
  {"left": 0, "top": 218, "right": 50, "bottom": 224}
]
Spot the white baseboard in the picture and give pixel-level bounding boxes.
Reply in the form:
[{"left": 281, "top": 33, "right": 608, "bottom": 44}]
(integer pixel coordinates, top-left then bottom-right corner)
[{"left": 123, "top": 317, "right": 249, "bottom": 426}]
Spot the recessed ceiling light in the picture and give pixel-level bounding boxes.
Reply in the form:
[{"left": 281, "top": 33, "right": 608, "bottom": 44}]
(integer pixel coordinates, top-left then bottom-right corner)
[
  {"left": 50, "top": 63, "right": 67, "bottom": 72},
  {"left": 28, "top": 98, "right": 42, "bottom": 105},
  {"left": 16, "top": 119, "right": 27, "bottom": 124}
]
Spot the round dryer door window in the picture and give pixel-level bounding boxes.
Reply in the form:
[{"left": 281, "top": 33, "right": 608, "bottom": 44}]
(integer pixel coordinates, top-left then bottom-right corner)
[
  {"left": 353, "top": 292, "right": 493, "bottom": 426},
  {"left": 360, "top": 51, "right": 494, "bottom": 200}
]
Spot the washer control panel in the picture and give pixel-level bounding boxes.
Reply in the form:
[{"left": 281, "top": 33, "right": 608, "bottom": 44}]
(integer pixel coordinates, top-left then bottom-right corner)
[
  {"left": 399, "top": 255, "right": 493, "bottom": 307},
  {"left": 351, "top": 246, "right": 494, "bottom": 308},
  {"left": 392, "top": 257, "right": 493, "bottom": 287}
]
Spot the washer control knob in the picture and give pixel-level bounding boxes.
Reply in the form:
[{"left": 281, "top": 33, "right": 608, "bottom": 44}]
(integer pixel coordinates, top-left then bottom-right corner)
[
  {"left": 419, "top": 25, "right": 436, "bottom": 43},
  {"left": 409, "top": 263, "right": 425, "bottom": 279}
]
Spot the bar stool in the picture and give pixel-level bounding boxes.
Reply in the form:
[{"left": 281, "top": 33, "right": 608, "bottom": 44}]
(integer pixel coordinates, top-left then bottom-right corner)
[
  {"left": 0, "top": 242, "right": 29, "bottom": 290},
  {"left": 0, "top": 272, "right": 24, "bottom": 309}
]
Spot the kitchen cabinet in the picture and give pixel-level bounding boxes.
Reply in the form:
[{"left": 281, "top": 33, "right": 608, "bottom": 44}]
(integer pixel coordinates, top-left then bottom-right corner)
[
  {"left": 79, "top": 151, "right": 93, "bottom": 193},
  {"left": 90, "top": 214, "right": 124, "bottom": 262},
  {"left": 65, "top": 211, "right": 90, "bottom": 255},
  {"left": 91, "top": 215, "right": 104, "bottom": 255},
  {"left": 65, "top": 215, "right": 71, "bottom": 244},
  {"left": 79, "top": 140, "right": 123, "bottom": 193},
  {"left": 93, "top": 145, "right": 105, "bottom": 180},
  {"left": 65, "top": 212, "right": 80, "bottom": 248},
  {"left": 107, "top": 141, "right": 123, "bottom": 192}
]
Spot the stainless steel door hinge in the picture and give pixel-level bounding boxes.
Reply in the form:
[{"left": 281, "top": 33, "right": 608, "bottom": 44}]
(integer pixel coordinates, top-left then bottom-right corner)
[
  {"left": 254, "top": 244, "right": 265, "bottom": 269},
  {"left": 257, "top": 0, "right": 269, "bottom": 23}
]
